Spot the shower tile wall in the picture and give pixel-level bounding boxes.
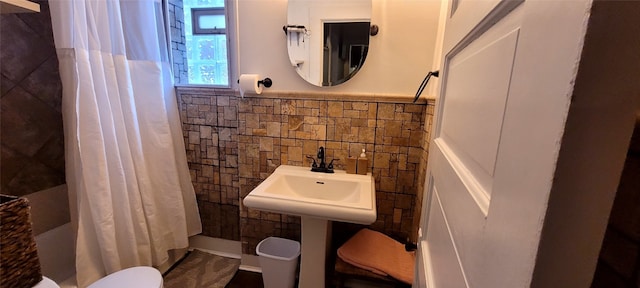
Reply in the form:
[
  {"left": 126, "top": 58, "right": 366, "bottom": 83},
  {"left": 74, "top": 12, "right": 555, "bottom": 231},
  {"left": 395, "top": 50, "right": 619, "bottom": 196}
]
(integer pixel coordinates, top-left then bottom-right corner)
[
  {"left": 1, "top": 0, "right": 65, "bottom": 197},
  {"left": 177, "top": 88, "right": 435, "bottom": 254},
  {"left": 412, "top": 104, "right": 435, "bottom": 242},
  {"left": 167, "top": 0, "right": 188, "bottom": 84},
  {"left": 180, "top": 90, "right": 240, "bottom": 240}
]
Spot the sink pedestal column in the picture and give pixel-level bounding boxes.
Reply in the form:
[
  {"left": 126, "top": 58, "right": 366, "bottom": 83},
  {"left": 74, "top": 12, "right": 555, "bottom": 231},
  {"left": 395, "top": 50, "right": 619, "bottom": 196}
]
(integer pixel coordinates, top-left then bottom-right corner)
[{"left": 299, "top": 217, "right": 331, "bottom": 288}]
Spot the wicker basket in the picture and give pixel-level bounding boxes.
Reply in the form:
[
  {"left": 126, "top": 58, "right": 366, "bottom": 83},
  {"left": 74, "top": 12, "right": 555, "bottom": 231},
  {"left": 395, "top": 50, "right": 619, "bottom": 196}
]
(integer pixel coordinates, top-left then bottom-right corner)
[{"left": 0, "top": 195, "right": 43, "bottom": 288}]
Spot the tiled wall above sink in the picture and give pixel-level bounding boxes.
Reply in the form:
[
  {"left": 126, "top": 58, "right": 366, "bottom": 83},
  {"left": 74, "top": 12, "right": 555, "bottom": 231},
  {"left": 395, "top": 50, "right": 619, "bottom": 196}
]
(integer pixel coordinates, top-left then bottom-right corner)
[{"left": 177, "top": 87, "right": 435, "bottom": 254}]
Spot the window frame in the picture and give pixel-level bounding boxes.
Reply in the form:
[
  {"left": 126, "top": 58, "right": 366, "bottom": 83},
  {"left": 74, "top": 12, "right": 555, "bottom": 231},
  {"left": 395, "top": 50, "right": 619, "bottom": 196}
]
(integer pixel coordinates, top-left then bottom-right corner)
[
  {"left": 191, "top": 7, "right": 226, "bottom": 35},
  {"left": 164, "top": 0, "right": 236, "bottom": 89}
]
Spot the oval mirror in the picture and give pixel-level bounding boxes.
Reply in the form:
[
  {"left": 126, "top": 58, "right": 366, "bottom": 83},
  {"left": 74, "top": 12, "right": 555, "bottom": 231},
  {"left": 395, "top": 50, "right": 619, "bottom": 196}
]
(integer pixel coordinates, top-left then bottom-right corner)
[{"left": 286, "top": 0, "right": 372, "bottom": 86}]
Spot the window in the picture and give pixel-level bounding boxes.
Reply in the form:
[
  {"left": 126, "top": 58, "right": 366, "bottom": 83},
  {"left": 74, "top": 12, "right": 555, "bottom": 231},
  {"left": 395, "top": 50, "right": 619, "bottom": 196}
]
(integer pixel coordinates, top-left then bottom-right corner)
[
  {"left": 171, "top": 0, "right": 231, "bottom": 86},
  {"left": 192, "top": 8, "right": 225, "bottom": 35}
]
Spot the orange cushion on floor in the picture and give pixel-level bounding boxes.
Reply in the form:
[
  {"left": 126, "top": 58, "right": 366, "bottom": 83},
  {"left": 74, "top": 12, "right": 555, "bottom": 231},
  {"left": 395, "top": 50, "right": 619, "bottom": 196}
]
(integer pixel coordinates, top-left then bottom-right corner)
[{"left": 337, "top": 229, "right": 415, "bottom": 284}]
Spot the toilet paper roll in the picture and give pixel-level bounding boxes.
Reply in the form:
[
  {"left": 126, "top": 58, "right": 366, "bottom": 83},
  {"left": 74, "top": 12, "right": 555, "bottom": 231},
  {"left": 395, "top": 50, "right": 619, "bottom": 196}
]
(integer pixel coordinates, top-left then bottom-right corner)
[{"left": 239, "top": 74, "right": 263, "bottom": 98}]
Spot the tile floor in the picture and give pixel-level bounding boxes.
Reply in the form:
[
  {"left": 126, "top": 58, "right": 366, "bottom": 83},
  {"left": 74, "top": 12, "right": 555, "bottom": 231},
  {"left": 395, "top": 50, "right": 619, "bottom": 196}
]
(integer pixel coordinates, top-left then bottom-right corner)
[{"left": 225, "top": 270, "right": 263, "bottom": 287}]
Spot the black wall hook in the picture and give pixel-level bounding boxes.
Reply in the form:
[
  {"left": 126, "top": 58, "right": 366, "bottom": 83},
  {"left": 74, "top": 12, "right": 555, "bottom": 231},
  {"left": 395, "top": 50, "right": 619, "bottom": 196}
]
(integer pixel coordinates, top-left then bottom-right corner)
[
  {"left": 370, "top": 24, "right": 379, "bottom": 36},
  {"left": 413, "top": 70, "right": 439, "bottom": 103}
]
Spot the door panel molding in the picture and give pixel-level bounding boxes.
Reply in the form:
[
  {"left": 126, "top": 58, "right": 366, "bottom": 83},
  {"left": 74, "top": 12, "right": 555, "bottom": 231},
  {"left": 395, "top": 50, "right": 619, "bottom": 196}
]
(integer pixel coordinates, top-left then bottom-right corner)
[
  {"left": 424, "top": 185, "right": 469, "bottom": 288},
  {"left": 440, "top": 28, "right": 520, "bottom": 201},
  {"left": 418, "top": 0, "right": 596, "bottom": 286},
  {"left": 415, "top": 241, "right": 433, "bottom": 288},
  {"left": 434, "top": 8, "right": 523, "bottom": 214},
  {"left": 434, "top": 138, "right": 489, "bottom": 214},
  {"left": 431, "top": 142, "right": 487, "bottom": 285},
  {"left": 435, "top": 4, "right": 523, "bottom": 139},
  {"left": 445, "top": 0, "right": 524, "bottom": 55}
]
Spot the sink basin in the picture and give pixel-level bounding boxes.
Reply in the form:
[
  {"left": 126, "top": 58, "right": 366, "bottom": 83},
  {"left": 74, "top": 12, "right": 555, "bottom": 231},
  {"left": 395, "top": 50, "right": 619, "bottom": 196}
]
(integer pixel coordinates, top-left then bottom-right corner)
[
  {"left": 244, "top": 165, "right": 377, "bottom": 288},
  {"left": 243, "top": 165, "right": 376, "bottom": 224}
]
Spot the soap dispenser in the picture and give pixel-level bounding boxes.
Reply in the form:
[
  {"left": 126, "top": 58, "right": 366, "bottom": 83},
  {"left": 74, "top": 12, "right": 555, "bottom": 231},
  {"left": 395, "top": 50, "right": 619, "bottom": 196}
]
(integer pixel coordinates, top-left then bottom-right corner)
[
  {"left": 356, "top": 149, "right": 368, "bottom": 175},
  {"left": 346, "top": 155, "right": 357, "bottom": 174}
]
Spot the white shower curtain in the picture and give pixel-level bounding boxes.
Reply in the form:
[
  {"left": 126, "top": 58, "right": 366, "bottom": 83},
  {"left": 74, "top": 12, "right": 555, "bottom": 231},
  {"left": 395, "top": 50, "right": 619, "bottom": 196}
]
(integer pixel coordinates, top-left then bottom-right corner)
[{"left": 48, "top": 1, "right": 202, "bottom": 286}]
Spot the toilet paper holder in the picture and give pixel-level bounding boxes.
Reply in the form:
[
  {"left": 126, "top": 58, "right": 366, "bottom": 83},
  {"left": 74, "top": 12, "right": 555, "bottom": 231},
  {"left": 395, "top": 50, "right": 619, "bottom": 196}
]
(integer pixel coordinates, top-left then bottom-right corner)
[
  {"left": 258, "top": 78, "right": 273, "bottom": 88},
  {"left": 237, "top": 77, "right": 273, "bottom": 88}
]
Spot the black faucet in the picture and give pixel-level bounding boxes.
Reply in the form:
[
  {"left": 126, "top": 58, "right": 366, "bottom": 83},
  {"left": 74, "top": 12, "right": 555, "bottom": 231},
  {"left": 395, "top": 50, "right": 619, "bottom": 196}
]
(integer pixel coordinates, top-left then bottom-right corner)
[
  {"left": 306, "top": 146, "right": 338, "bottom": 173},
  {"left": 317, "top": 147, "right": 326, "bottom": 169}
]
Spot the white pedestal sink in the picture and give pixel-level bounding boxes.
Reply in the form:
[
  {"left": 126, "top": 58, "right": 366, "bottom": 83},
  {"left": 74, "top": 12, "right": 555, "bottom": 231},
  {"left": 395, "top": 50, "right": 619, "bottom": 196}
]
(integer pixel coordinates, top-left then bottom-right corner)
[{"left": 243, "top": 165, "right": 377, "bottom": 288}]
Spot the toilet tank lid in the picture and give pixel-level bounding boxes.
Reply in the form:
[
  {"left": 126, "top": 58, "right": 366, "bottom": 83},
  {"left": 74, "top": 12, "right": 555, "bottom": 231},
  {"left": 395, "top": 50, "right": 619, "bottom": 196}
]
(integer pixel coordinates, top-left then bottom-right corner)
[{"left": 87, "top": 266, "right": 162, "bottom": 288}]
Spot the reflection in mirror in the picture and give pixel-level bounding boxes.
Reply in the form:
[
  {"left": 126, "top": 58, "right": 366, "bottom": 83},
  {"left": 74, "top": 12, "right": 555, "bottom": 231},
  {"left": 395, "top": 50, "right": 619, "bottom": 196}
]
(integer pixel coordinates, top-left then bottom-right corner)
[
  {"left": 287, "top": 0, "right": 372, "bottom": 87},
  {"left": 323, "top": 22, "right": 369, "bottom": 86}
]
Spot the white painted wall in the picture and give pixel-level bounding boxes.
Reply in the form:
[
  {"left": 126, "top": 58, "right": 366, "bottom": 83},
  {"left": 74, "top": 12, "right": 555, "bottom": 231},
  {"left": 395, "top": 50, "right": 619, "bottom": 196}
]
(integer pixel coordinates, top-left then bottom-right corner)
[
  {"left": 36, "top": 223, "right": 76, "bottom": 283},
  {"left": 426, "top": 0, "right": 448, "bottom": 97},
  {"left": 23, "top": 186, "right": 76, "bottom": 283},
  {"left": 235, "top": 0, "right": 442, "bottom": 96},
  {"left": 25, "top": 185, "right": 70, "bottom": 235}
]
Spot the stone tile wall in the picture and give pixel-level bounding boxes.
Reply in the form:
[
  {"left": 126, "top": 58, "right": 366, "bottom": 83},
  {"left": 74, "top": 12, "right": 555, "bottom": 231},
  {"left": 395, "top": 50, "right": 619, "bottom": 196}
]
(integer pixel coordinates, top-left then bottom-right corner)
[
  {"left": 412, "top": 104, "right": 435, "bottom": 242},
  {"left": 177, "top": 88, "right": 435, "bottom": 254},
  {"left": 1, "top": 0, "right": 65, "bottom": 196},
  {"left": 179, "top": 89, "right": 240, "bottom": 240},
  {"left": 168, "top": 0, "right": 188, "bottom": 84}
]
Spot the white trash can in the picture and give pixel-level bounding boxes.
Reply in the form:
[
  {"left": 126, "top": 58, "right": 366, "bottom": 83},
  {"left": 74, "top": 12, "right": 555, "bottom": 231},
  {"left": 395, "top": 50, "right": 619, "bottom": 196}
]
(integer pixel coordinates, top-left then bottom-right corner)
[{"left": 256, "top": 237, "right": 301, "bottom": 288}]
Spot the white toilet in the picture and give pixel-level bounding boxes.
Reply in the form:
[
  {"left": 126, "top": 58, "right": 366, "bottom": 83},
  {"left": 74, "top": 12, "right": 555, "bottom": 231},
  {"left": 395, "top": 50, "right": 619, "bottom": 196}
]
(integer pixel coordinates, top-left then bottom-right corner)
[{"left": 33, "top": 266, "right": 163, "bottom": 288}]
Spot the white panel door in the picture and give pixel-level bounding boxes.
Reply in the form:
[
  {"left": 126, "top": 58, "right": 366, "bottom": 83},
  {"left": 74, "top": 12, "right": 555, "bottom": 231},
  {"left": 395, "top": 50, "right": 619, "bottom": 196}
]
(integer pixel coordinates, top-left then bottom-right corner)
[{"left": 416, "top": 0, "right": 594, "bottom": 287}]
